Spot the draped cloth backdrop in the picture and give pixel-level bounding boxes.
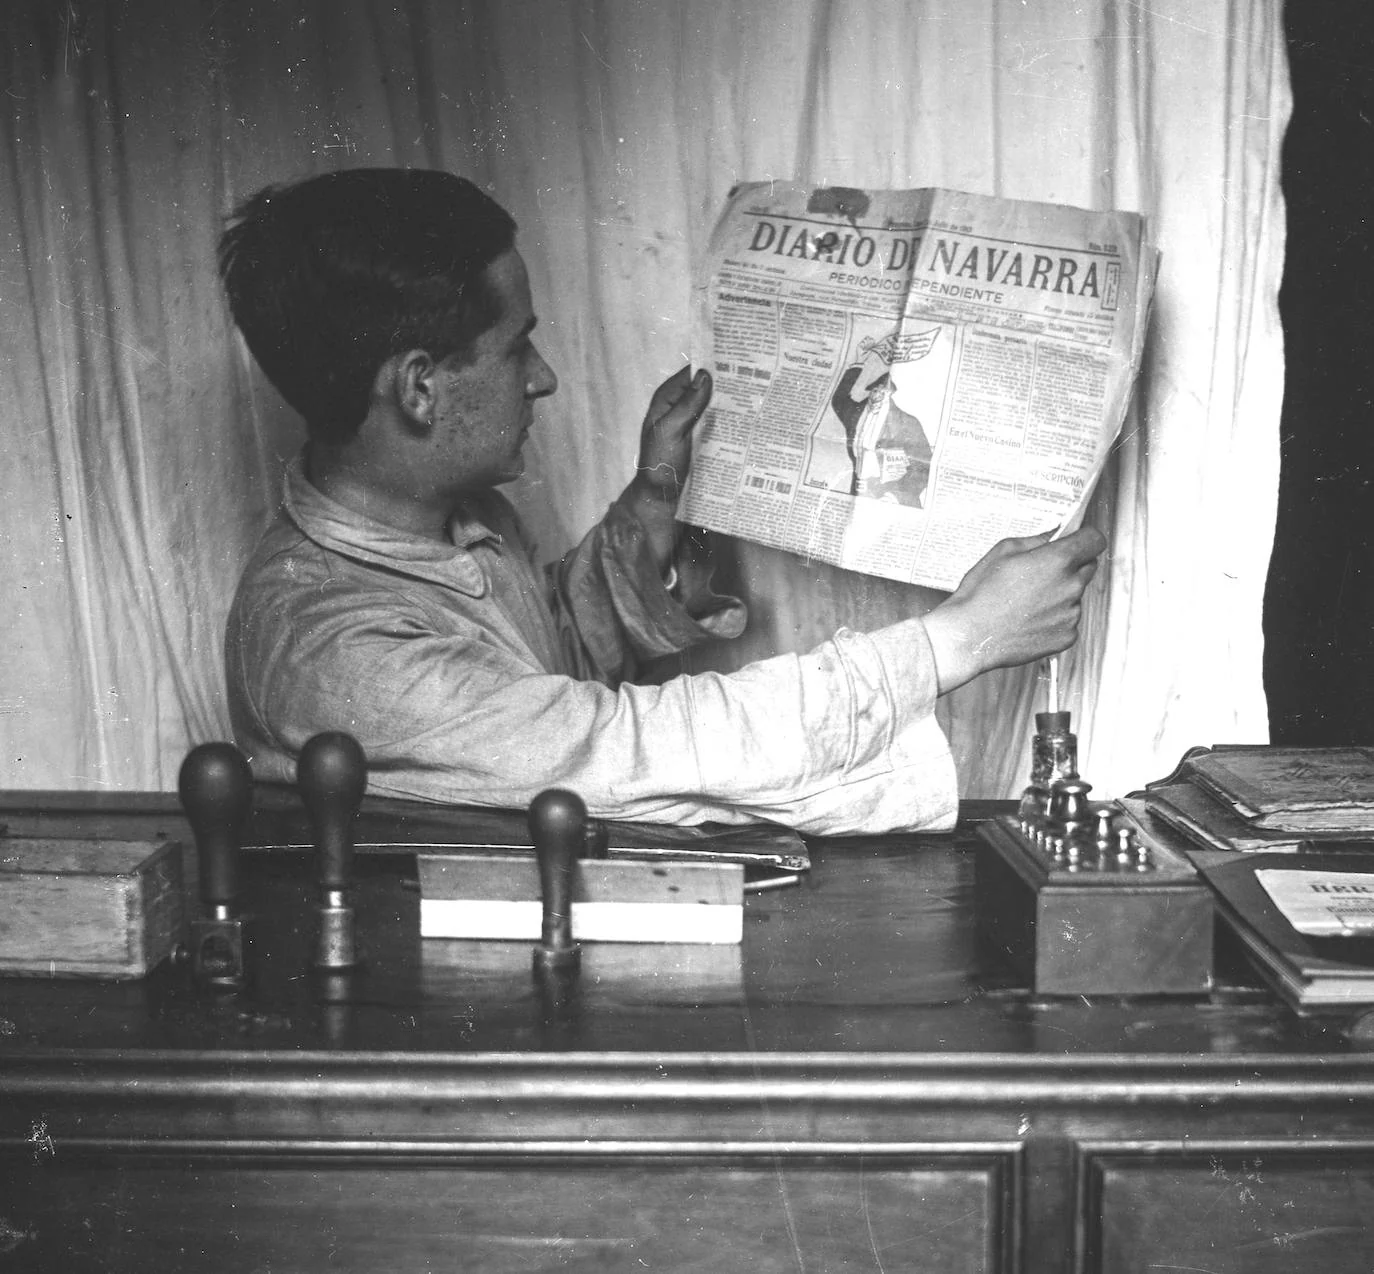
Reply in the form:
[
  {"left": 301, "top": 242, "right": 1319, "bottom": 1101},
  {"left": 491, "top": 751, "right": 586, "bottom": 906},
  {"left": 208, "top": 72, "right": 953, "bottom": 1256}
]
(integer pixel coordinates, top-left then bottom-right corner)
[{"left": 1, "top": 1, "right": 1287, "bottom": 801}]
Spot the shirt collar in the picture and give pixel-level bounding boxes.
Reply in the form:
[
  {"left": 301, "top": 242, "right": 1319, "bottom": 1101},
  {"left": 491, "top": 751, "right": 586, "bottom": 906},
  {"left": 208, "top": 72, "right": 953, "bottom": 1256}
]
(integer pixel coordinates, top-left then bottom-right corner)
[{"left": 280, "top": 457, "right": 499, "bottom": 597}]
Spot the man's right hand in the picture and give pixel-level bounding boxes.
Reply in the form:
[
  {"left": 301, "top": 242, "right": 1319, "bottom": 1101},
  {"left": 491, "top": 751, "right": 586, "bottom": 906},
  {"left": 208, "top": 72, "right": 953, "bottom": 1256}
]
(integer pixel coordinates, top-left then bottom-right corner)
[{"left": 922, "top": 526, "right": 1108, "bottom": 694}]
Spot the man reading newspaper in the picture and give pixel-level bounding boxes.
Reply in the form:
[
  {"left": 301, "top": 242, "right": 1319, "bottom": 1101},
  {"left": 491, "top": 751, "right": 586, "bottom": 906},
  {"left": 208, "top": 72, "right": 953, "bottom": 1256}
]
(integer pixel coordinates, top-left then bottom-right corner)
[{"left": 218, "top": 168, "right": 1106, "bottom": 834}]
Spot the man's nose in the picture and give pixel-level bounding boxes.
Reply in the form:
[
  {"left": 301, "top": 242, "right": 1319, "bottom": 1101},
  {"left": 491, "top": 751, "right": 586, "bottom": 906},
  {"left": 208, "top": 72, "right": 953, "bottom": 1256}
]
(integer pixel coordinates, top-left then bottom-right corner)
[{"left": 527, "top": 349, "right": 558, "bottom": 399}]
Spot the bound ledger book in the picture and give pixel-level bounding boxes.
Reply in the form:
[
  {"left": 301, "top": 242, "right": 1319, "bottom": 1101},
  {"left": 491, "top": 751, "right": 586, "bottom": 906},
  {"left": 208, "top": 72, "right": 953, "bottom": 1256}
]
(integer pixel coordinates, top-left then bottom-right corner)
[
  {"left": 1137, "top": 745, "right": 1374, "bottom": 850},
  {"left": 1184, "top": 746, "right": 1374, "bottom": 832},
  {"left": 1204, "top": 854, "right": 1374, "bottom": 1011}
]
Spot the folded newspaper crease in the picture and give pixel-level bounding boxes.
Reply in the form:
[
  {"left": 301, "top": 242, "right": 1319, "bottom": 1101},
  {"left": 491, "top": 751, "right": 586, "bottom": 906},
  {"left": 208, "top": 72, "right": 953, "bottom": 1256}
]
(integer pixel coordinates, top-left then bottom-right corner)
[{"left": 682, "top": 183, "right": 1159, "bottom": 591}]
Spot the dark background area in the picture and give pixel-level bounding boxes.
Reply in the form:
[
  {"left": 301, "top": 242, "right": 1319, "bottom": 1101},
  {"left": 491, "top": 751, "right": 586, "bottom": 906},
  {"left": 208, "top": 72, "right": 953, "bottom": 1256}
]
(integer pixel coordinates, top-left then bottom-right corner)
[{"left": 1266, "top": 4, "right": 1374, "bottom": 742}]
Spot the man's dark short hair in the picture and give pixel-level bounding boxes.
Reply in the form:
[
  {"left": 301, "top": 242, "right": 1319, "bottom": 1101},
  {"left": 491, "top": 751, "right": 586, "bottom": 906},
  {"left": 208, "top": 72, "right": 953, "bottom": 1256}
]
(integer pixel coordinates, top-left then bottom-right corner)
[{"left": 218, "top": 168, "right": 516, "bottom": 442}]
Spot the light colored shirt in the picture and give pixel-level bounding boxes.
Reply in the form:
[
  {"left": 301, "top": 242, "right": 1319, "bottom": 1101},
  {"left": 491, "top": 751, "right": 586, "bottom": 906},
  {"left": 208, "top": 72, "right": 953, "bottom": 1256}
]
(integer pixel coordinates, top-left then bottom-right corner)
[{"left": 225, "top": 460, "right": 958, "bottom": 834}]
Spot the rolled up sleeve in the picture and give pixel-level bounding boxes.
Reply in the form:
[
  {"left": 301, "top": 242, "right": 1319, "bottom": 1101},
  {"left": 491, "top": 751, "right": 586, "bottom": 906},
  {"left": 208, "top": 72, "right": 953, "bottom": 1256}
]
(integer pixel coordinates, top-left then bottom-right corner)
[{"left": 550, "top": 497, "right": 746, "bottom": 682}]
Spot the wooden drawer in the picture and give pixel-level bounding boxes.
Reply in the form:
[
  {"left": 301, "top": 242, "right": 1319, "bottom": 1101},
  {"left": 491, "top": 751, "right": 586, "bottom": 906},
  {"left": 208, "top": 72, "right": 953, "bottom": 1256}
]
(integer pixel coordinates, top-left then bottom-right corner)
[
  {"left": 3, "top": 1147, "right": 1014, "bottom": 1273},
  {"left": 1086, "top": 1147, "right": 1374, "bottom": 1274}
]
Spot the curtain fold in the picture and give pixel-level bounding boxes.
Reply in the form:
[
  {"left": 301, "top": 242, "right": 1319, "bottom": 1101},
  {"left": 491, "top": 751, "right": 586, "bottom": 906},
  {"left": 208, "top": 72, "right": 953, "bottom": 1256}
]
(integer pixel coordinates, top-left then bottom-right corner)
[{"left": 1, "top": 0, "right": 1287, "bottom": 801}]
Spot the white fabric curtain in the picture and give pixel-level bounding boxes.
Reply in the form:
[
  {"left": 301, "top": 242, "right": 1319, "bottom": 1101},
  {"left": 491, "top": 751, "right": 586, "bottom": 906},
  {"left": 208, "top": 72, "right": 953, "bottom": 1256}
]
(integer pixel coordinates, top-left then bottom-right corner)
[{"left": 0, "top": 1, "right": 1288, "bottom": 800}]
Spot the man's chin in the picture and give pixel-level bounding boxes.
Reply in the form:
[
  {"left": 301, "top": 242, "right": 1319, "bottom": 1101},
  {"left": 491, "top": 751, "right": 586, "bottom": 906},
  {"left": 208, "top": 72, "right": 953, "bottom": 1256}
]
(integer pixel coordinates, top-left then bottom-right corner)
[
  {"left": 463, "top": 444, "right": 528, "bottom": 490},
  {"left": 494, "top": 455, "right": 526, "bottom": 485}
]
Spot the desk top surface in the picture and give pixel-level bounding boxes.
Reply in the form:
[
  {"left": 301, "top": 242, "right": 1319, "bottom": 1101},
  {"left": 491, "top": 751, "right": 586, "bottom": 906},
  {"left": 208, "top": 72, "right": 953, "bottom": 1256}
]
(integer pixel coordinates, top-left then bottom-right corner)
[{"left": 0, "top": 791, "right": 1360, "bottom": 1066}]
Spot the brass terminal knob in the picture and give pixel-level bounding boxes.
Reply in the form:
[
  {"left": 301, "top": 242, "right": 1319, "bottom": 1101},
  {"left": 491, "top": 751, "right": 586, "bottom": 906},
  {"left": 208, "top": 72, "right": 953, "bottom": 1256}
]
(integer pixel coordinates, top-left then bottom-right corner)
[{"left": 1049, "top": 778, "right": 1093, "bottom": 829}]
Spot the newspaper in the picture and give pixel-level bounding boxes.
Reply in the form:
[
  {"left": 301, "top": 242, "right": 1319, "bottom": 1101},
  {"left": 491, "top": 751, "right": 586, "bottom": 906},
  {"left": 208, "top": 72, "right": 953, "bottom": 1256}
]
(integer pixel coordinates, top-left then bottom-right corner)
[{"left": 681, "top": 183, "right": 1158, "bottom": 590}]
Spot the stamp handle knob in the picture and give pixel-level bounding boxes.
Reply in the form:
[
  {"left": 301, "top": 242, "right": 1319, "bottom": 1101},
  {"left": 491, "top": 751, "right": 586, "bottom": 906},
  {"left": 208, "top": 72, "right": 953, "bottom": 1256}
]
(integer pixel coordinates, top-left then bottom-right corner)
[
  {"left": 529, "top": 788, "right": 585, "bottom": 973},
  {"left": 297, "top": 732, "right": 367, "bottom": 890},
  {"left": 178, "top": 742, "right": 253, "bottom": 908}
]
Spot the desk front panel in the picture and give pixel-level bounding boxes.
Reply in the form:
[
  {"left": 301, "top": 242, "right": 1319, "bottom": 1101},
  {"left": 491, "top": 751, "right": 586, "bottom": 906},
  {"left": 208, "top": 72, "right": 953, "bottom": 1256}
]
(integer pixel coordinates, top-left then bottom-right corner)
[
  {"left": 3, "top": 799, "right": 1374, "bottom": 1272},
  {"left": 5, "top": 1148, "right": 1011, "bottom": 1274}
]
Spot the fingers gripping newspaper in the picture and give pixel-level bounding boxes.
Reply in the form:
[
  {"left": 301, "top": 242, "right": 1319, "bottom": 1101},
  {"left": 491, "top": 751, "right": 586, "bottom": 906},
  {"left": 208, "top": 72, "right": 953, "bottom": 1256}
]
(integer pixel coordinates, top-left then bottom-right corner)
[{"left": 680, "top": 183, "right": 1158, "bottom": 590}]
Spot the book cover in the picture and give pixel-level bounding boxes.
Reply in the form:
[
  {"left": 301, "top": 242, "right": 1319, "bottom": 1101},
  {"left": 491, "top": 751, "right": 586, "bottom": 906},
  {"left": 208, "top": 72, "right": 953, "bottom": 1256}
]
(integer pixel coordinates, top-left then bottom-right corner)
[
  {"left": 248, "top": 792, "right": 812, "bottom": 873},
  {"left": 1138, "top": 782, "right": 1306, "bottom": 852},
  {"left": 1203, "top": 854, "right": 1374, "bottom": 1010},
  {"left": 1185, "top": 747, "right": 1374, "bottom": 832}
]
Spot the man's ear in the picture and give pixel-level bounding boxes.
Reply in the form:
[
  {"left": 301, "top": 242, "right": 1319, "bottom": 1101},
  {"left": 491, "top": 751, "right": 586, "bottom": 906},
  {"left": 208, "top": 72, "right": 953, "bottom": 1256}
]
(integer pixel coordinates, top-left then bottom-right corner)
[{"left": 375, "top": 349, "right": 439, "bottom": 431}]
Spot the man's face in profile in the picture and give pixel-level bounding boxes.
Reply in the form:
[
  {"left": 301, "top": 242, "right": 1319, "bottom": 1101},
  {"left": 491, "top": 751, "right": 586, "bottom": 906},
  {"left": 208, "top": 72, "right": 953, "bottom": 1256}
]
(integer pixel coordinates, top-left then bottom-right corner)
[{"left": 427, "top": 249, "right": 558, "bottom": 492}]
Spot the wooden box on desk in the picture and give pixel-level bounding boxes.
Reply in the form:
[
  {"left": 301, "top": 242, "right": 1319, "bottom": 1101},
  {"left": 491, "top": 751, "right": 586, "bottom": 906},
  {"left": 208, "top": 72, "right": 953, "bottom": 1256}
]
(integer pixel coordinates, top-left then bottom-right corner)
[
  {"left": 0, "top": 838, "right": 184, "bottom": 979},
  {"left": 975, "top": 815, "right": 1213, "bottom": 996}
]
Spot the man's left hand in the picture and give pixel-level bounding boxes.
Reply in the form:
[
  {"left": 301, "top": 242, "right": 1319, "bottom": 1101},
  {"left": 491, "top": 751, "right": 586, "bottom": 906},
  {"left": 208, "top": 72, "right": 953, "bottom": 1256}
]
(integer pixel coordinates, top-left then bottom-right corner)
[{"left": 635, "top": 366, "right": 712, "bottom": 499}]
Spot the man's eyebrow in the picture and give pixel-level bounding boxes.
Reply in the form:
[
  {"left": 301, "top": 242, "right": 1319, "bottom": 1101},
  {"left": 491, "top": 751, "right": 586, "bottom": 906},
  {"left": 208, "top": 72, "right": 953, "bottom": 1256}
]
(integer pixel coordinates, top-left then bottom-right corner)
[{"left": 513, "top": 316, "right": 538, "bottom": 342}]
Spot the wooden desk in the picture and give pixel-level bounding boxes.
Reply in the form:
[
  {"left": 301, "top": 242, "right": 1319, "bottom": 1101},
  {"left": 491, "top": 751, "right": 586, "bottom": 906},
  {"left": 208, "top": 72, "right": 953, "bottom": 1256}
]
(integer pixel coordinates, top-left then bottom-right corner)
[{"left": 2, "top": 795, "right": 1373, "bottom": 1273}]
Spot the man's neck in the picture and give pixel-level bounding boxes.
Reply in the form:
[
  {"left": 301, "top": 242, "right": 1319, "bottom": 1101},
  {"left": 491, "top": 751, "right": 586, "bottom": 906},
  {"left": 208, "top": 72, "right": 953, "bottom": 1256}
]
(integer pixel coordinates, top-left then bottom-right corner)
[{"left": 305, "top": 445, "right": 454, "bottom": 542}]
